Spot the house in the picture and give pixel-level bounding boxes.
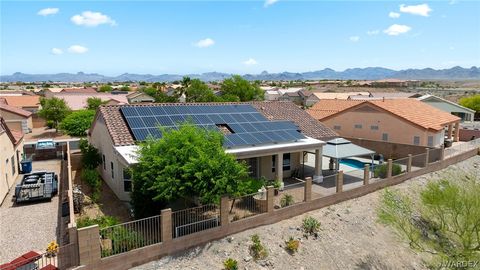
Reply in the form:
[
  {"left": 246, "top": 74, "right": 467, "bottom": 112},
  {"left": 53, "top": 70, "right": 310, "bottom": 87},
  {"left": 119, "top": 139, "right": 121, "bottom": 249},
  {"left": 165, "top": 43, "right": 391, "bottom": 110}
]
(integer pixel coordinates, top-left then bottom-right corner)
[
  {"left": 0, "top": 117, "right": 25, "bottom": 204},
  {"left": 299, "top": 90, "right": 320, "bottom": 107},
  {"left": 44, "top": 87, "right": 97, "bottom": 98},
  {"left": 52, "top": 93, "right": 129, "bottom": 110},
  {"left": 417, "top": 94, "right": 475, "bottom": 122},
  {"left": 126, "top": 92, "right": 155, "bottom": 104},
  {"left": 0, "top": 95, "right": 41, "bottom": 113},
  {"left": 307, "top": 99, "right": 461, "bottom": 147},
  {"left": 313, "top": 92, "right": 371, "bottom": 100},
  {"left": 88, "top": 102, "right": 337, "bottom": 201},
  {"left": 0, "top": 103, "right": 33, "bottom": 133}
]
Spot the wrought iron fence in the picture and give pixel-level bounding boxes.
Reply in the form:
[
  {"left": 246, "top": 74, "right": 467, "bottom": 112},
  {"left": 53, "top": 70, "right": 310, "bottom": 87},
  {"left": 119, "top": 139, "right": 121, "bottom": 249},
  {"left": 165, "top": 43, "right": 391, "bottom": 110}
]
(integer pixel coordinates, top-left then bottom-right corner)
[
  {"left": 411, "top": 153, "right": 427, "bottom": 171},
  {"left": 392, "top": 156, "right": 409, "bottom": 175},
  {"left": 342, "top": 167, "right": 366, "bottom": 191},
  {"left": 444, "top": 138, "right": 480, "bottom": 158},
  {"left": 99, "top": 215, "right": 162, "bottom": 258},
  {"left": 276, "top": 181, "right": 305, "bottom": 208},
  {"left": 229, "top": 192, "right": 266, "bottom": 222},
  {"left": 172, "top": 204, "right": 219, "bottom": 238},
  {"left": 0, "top": 251, "right": 57, "bottom": 270}
]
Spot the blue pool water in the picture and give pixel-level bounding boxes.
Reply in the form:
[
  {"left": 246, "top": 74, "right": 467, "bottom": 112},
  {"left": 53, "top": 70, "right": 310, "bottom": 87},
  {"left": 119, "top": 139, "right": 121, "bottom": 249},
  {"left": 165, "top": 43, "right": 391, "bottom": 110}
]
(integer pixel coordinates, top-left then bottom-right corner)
[{"left": 339, "top": 158, "right": 367, "bottom": 169}]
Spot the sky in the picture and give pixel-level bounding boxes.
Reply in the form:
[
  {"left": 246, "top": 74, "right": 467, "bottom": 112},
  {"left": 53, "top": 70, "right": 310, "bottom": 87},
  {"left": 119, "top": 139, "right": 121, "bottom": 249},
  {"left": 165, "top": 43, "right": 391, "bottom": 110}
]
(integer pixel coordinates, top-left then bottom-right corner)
[{"left": 0, "top": 0, "right": 479, "bottom": 75}]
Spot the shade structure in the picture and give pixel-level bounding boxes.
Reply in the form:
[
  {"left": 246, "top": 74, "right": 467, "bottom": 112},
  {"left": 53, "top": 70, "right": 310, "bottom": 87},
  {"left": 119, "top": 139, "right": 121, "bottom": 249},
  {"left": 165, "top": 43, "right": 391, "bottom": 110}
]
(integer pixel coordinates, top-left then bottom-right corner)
[{"left": 322, "top": 138, "right": 375, "bottom": 159}]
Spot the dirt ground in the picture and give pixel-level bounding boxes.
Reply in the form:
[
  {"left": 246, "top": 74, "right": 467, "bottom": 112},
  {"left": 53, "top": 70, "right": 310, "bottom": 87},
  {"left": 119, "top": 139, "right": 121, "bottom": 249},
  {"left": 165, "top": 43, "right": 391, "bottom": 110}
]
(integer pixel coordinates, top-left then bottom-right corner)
[
  {"left": 72, "top": 170, "right": 130, "bottom": 223},
  {"left": 133, "top": 156, "right": 480, "bottom": 270}
]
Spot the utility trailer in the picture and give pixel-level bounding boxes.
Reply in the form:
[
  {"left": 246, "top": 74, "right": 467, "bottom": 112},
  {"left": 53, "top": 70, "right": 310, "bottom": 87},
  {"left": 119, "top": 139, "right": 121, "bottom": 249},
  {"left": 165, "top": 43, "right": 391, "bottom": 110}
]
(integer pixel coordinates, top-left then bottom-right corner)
[{"left": 14, "top": 171, "right": 58, "bottom": 203}]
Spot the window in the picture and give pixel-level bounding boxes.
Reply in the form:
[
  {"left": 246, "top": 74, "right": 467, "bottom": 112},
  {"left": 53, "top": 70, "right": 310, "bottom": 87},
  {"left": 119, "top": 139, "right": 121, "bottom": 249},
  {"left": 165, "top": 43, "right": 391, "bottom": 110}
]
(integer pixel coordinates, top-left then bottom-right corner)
[
  {"left": 382, "top": 133, "right": 389, "bottom": 141},
  {"left": 272, "top": 153, "right": 291, "bottom": 172},
  {"left": 413, "top": 136, "right": 420, "bottom": 145},
  {"left": 102, "top": 155, "right": 106, "bottom": 170},
  {"left": 428, "top": 136, "right": 433, "bottom": 147},
  {"left": 11, "top": 156, "right": 15, "bottom": 175},
  {"left": 370, "top": 125, "right": 379, "bottom": 130},
  {"left": 123, "top": 168, "right": 132, "bottom": 192},
  {"left": 333, "top": 125, "right": 341, "bottom": 130},
  {"left": 354, "top": 124, "right": 362, "bottom": 129},
  {"left": 110, "top": 162, "right": 114, "bottom": 179}
]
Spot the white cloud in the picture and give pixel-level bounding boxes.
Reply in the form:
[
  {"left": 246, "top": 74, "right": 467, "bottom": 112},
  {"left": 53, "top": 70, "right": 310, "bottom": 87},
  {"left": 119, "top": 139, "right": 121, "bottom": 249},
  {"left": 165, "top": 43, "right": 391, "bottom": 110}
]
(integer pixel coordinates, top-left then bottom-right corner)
[
  {"left": 389, "top": 12, "right": 400, "bottom": 18},
  {"left": 38, "top": 8, "right": 59, "bottom": 16},
  {"left": 243, "top": 58, "right": 258, "bottom": 65},
  {"left": 264, "top": 0, "right": 278, "bottom": 7},
  {"left": 366, "top": 30, "right": 380, "bottom": 36},
  {"left": 71, "top": 11, "right": 116, "bottom": 27},
  {"left": 383, "top": 24, "right": 412, "bottom": 36},
  {"left": 349, "top": 36, "right": 360, "bottom": 42},
  {"left": 67, "top": 45, "right": 88, "bottom": 54},
  {"left": 194, "top": 38, "right": 215, "bottom": 48},
  {"left": 399, "top": 4, "right": 432, "bottom": 17},
  {"left": 449, "top": 0, "right": 458, "bottom": 5},
  {"left": 51, "top": 48, "right": 63, "bottom": 55}
]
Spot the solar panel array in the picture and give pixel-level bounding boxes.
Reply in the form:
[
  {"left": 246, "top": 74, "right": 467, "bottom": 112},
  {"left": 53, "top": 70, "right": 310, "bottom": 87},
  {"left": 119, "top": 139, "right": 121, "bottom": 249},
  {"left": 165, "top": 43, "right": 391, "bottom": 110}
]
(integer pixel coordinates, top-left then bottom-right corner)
[{"left": 120, "top": 104, "right": 306, "bottom": 148}]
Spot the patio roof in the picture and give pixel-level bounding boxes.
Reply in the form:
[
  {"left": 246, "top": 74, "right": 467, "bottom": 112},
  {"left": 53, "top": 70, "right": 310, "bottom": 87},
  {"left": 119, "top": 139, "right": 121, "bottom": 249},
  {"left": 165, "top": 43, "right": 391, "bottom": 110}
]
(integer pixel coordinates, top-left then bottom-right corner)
[{"left": 322, "top": 138, "right": 375, "bottom": 159}]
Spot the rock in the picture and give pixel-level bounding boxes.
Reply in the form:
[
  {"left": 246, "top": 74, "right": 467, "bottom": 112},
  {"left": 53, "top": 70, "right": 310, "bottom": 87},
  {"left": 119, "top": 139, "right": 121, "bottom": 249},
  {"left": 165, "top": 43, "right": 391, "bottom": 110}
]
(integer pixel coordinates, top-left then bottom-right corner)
[
  {"left": 227, "top": 236, "right": 234, "bottom": 243},
  {"left": 244, "top": 255, "right": 252, "bottom": 262}
]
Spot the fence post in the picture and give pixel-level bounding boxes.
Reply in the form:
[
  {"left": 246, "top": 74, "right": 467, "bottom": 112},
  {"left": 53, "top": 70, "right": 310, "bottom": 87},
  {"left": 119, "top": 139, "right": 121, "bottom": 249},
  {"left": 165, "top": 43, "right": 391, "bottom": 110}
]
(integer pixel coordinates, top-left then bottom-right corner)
[
  {"left": 407, "top": 154, "right": 412, "bottom": 172},
  {"left": 425, "top": 148, "right": 430, "bottom": 166},
  {"left": 387, "top": 159, "right": 393, "bottom": 178},
  {"left": 439, "top": 145, "right": 445, "bottom": 161},
  {"left": 304, "top": 177, "right": 312, "bottom": 202},
  {"left": 161, "top": 208, "right": 172, "bottom": 242},
  {"left": 363, "top": 164, "right": 370, "bottom": 185},
  {"left": 220, "top": 196, "right": 230, "bottom": 227},
  {"left": 266, "top": 185, "right": 274, "bottom": 213},
  {"left": 336, "top": 171, "right": 343, "bottom": 193},
  {"left": 77, "top": 225, "right": 100, "bottom": 266}
]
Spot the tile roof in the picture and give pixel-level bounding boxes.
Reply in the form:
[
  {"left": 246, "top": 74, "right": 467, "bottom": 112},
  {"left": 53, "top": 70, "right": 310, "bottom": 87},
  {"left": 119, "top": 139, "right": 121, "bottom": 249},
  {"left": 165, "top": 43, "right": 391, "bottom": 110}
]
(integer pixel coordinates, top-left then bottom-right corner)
[
  {"left": 0, "top": 117, "right": 23, "bottom": 146},
  {"left": 55, "top": 93, "right": 128, "bottom": 110},
  {"left": 95, "top": 101, "right": 338, "bottom": 146},
  {"left": 0, "top": 103, "right": 33, "bottom": 118},
  {"left": 308, "top": 99, "right": 460, "bottom": 131},
  {"left": 0, "top": 95, "right": 40, "bottom": 108},
  {"left": 313, "top": 92, "right": 371, "bottom": 100},
  {"left": 61, "top": 87, "right": 97, "bottom": 93}
]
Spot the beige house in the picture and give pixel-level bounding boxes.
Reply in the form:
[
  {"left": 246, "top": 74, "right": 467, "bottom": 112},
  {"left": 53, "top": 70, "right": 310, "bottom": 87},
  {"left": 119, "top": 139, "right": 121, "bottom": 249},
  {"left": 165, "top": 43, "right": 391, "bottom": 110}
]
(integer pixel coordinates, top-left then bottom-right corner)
[
  {"left": 126, "top": 92, "right": 155, "bottom": 103},
  {"left": 88, "top": 102, "right": 337, "bottom": 201},
  {"left": 308, "top": 99, "right": 461, "bottom": 147},
  {"left": 0, "top": 117, "right": 24, "bottom": 205},
  {"left": 0, "top": 103, "right": 33, "bottom": 133}
]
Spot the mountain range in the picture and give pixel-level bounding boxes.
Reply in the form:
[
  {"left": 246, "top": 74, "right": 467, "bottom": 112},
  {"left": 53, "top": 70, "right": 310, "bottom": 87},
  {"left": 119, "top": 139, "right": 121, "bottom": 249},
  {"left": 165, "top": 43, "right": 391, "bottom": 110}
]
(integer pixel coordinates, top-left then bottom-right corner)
[{"left": 1, "top": 66, "right": 479, "bottom": 82}]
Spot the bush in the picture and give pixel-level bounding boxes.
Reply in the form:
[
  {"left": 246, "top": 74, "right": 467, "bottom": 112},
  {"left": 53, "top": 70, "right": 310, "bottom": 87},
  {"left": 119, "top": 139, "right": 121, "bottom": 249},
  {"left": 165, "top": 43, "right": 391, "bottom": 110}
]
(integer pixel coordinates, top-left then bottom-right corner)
[
  {"left": 223, "top": 258, "right": 238, "bottom": 270},
  {"left": 82, "top": 168, "right": 101, "bottom": 202},
  {"left": 79, "top": 139, "right": 102, "bottom": 169},
  {"left": 77, "top": 215, "right": 119, "bottom": 229},
  {"left": 59, "top": 109, "right": 96, "bottom": 136},
  {"left": 46, "top": 120, "right": 55, "bottom": 129},
  {"left": 280, "top": 194, "right": 294, "bottom": 207},
  {"left": 249, "top": 234, "right": 268, "bottom": 260},
  {"left": 302, "top": 216, "right": 321, "bottom": 236},
  {"left": 373, "top": 163, "right": 402, "bottom": 179},
  {"left": 285, "top": 237, "right": 300, "bottom": 254},
  {"left": 239, "top": 178, "right": 266, "bottom": 194}
]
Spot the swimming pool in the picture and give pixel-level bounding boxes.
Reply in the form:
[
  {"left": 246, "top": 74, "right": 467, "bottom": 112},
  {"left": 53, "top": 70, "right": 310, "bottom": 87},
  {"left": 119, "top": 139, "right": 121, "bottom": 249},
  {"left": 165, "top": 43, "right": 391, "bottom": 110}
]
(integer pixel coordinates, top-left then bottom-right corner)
[{"left": 339, "top": 158, "right": 368, "bottom": 169}]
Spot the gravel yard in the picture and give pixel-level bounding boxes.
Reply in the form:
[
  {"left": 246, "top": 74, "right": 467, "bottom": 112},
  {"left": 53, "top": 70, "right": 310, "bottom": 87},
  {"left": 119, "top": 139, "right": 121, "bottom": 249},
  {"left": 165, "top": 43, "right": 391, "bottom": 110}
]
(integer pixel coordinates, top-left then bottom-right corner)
[
  {"left": 0, "top": 160, "right": 61, "bottom": 263},
  {"left": 133, "top": 156, "right": 480, "bottom": 270}
]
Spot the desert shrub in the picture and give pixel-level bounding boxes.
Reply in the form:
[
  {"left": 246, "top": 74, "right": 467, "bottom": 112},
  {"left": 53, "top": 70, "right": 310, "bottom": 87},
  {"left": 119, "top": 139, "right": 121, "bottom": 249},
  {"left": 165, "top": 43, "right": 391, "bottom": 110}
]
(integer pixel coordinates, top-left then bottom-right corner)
[
  {"left": 280, "top": 194, "right": 294, "bottom": 207},
  {"left": 82, "top": 168, "right": 101, "bottom": 202},
  {"left": 77, "top": 215, "right": 119, "bottom": 229},
  {"left": 285, "top": 237, "right": 300, "bottom": 254},
  {"left": 374, "top": 163, "right": 402, "bottom": 179},
  {"left": 249, "top": 234, "right": 268, "bottom": 260},
  {"left": 79, "top": 138, "right": 102, "bottom": 169},
  {"left": 223, "top": 258, "right": 238, "bottom": 270},
  {"left": 302, "top": 216, "right": 321, "bottom": 235}
]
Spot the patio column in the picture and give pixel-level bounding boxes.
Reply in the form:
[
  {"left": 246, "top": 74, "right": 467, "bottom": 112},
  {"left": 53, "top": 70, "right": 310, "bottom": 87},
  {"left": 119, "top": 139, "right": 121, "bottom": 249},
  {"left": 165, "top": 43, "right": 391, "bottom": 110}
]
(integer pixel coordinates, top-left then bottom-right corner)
[
  {"left": 453, "top": 122, "right": 460, "bottom": 142},
  {"left": 275, "top": 153, "right": 283, "bottom": 185},
  {"left": 447, "top": 124, "right": 453, "bottom": 140},
  {"left": 313, "top": 147, "right": 323, "bottom": 183}
]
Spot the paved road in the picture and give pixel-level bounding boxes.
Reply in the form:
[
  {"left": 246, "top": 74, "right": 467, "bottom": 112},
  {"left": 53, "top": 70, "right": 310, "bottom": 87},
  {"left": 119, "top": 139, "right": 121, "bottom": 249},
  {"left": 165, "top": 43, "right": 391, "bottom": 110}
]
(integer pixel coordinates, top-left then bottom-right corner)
[{"left": 0, "top": 160, "right": 61, "bottom": 263}]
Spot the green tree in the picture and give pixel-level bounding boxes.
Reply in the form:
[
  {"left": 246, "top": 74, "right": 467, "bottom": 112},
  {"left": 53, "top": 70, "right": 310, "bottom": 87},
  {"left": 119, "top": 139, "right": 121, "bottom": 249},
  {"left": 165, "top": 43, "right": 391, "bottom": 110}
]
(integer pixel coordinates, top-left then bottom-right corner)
[
  {"left": 99, "top": 85, "right": 113, "bottom": 92},
  {"left": 86, "top": 97, "right": 107, "bottom": 110},
  {"left": 79, "top": 138, "right": 102, "bottom": 169},
  {"left": 120, "top": 85, "right": 131, "bottom": 91},
  {"left": 59, "top": 110, "right": 96, "bottom": 136},
  {"left": 38, "top": 97, "right": 71, "bottom": 131},
  {"left": 459, "top": 94, "right": 480, "bottom": 119},
  {"left": 131, "top": 123, "right": 249, "bottom": 217},
  {"left": 220, "top": 75, "right": 264, "bottom": 101},
  {"left": 185, "top": 79, "right": 217, "bottom": 102}
]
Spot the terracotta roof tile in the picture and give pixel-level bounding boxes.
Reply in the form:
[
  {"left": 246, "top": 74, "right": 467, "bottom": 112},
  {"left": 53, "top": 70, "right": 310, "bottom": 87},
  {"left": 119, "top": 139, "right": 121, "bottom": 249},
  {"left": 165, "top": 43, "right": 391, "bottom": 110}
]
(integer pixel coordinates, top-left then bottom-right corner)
[
  {"left": 96, "top": 101, "right": 338, "bottom": 146},
  {"left": 0, "top": 96, "right": 40, "bottom": 108},
  {"left": 0, "top": 103, "right": 32, "bottom": 117}
]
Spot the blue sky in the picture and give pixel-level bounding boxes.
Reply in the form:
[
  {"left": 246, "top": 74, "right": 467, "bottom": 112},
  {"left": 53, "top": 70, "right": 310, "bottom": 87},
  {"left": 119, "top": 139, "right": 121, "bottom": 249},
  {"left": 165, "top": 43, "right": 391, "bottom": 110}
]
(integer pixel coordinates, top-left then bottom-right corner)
[{"left": 1, "top": 0, "right": 479, "bottom": 75}]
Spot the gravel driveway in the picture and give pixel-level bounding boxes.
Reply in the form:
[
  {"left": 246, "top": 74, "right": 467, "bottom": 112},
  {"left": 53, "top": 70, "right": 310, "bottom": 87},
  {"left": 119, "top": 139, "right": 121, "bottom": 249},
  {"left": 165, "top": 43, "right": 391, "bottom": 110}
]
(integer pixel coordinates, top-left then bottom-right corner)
[{"left": 0, "top": 160, "right": 61, "bottom": 263}]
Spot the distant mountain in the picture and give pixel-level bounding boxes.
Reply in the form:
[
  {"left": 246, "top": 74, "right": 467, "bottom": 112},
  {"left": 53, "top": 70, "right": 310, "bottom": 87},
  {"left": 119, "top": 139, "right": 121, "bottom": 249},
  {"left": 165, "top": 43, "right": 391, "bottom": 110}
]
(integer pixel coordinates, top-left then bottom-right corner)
[{"left": 1, "top": 66, "right": 479, "bottom": 82}]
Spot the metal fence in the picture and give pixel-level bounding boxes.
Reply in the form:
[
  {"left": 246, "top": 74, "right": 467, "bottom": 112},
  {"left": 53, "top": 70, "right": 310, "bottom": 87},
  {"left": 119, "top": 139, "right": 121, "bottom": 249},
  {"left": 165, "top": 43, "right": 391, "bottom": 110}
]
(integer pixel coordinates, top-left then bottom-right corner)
[
  {"left": 276, "top": 181, "right": 305, "bottom": 207},
  {"left": 99, "top": 215, "right": 162, "bottom": 258},
  {"left": 172, "top": 204, "right": 219, "bottom": 238},
  {"left": 392, "top": 156, "right": 409, "bottom": 176},
  {"left": 229, "top": 192, "right": 266, "bottom": 222},
  {"left": 411, "top": 153, "right": 427, "bottom": 171},
  {"left": 342, "top": 167, "right": 366, "bottom": 191},
  {"left": 0, "top": 252, "right": 58, "bottom": 270},
  {"left": 444, "top": 138, "right": 480, "bottom": 158}
]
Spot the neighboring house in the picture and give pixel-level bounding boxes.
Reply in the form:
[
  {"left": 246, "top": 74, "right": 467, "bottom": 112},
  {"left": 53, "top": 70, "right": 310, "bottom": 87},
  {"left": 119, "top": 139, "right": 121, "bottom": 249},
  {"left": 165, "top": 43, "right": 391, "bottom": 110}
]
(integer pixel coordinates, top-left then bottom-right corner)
[
  {"left": 417, "top": 94, "right": 475, "bottom": 122},
  {"left": 313, "top": 92, "right": 371, "bottom": 100},
  {"left": 0, "top": 103, "right": 33, "bottom": 133},
  {"left": 308, "top": 99, "right": 461, "bottom": 147},
  {"left": 126, "top": 92, "right": 155, "bottom": 103},
  {"left": 0, "top": 95, "right": 41, "bottom": 113},
  {"left": 0, "top": 117, "right": 24, "bottom": 205},
  {"left": 44, "top": 87, "right": 97, "bottom": 98},
  {"left": 349, "top": 92, "right": 420, "bottom": 100},
  {"left": 89, "top": 102, "right": 336, "bottom": 201},
  {"left": 278, "top": 92, "right": 302, "bottom": 105},
  {"left": 52, "top": 93, "right": 128, "bottom": 110},
  {"left": 299, "top": 90, "right": 320, "bottom": 107}
]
